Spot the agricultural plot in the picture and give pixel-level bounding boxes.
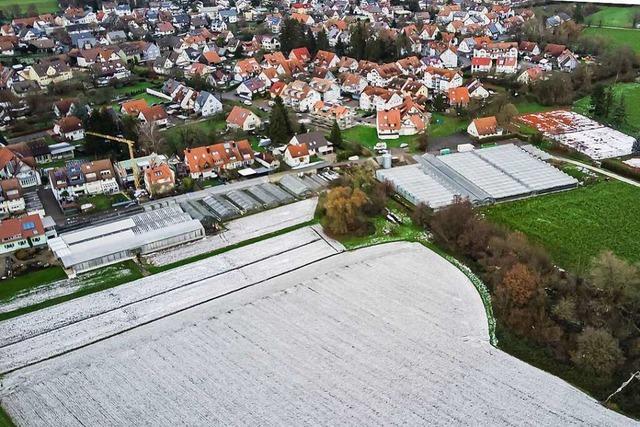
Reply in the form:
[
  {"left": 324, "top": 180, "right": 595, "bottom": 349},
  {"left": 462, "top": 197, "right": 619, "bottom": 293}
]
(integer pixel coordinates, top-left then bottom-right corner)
[
  {"left": 581, "top": 27, "right": 640, "bottom": 54},
  {"left": 484, "top": 180, "right": 640, "bottom": 271},
  {"left": 0, "top": 0, "right": 59, "bottom": 15},
  {"left": 0, "top": 226, "right": 343, "bottom": 373},
  {"left": 145, "top": 198, "right": 319, "bottom": 266},
  {"left": 518, "top": 110, "right": 636, "bottom": 160},
  {"left": 0, "top": 242, "right": 631, "bottom": 425},
  {"left": 585, "top": 6, "right": 640, "bottom": 28}
]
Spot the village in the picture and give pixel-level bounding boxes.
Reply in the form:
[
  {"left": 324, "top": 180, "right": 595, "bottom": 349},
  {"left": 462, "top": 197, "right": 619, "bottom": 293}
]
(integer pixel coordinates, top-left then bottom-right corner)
[{"left": 0, "top": 0, "right": 640, "bottom": 424}]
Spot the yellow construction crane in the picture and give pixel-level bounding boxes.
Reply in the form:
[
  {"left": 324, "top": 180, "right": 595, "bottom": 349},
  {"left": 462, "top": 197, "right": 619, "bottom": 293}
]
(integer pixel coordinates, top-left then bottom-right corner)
[{"left": 85, "top": 131, "right": 140, "bottom": 190}]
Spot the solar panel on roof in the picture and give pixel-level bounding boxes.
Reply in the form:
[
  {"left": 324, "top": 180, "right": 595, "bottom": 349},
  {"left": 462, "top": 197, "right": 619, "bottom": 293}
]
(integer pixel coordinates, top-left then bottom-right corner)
[{"left": 22, "top": 221, "right": 35, "bottom": 230}]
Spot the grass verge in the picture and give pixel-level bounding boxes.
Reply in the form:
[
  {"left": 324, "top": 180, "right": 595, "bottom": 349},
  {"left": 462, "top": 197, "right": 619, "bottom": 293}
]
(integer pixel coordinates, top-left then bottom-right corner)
[{"left": 0, "top": 267, "right": 66, "bottom": 302}]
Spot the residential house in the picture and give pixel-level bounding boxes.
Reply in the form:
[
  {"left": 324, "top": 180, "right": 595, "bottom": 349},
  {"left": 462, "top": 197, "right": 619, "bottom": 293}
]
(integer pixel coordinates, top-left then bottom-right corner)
[
  {"left": 281, "top": 80, "right": 321, "bottom": 112},
  {"left": 467, "top": 116, "right": 502, "bottom": 139},
  {"left": 0, "top": 147, "right": 40, "bottom": 188},
  {"left": 288, "top": 47, "right": 311, "bottom": 63},
  {"left": 309, "top": 77, "right": 340, "bottom": 103},
  {"left": 471, "top": 56, "right": 491, "bottom": 73},
  {"left": 340, "top": 73, "right": 367, "bottom": 97},
  {"left": 0, "top": 214, "right": 47, "bottom": 254},
  {"left": 283, "top": 143, "right": 310, "bottom": 168},
  {"left": 183, "top": 140, "right": 254, "bottom": 178},
  {"left": 194, "top": 91, "right": 222, "bottom": 117},
  {"left": 422, "top": 67, "right": 463, "bottom": 93},
  {"left": 314, "top": 50, "right": 340, "bottom": 69},
  {"left": 121, "top": 99, "right": 149, "bottom": 116},
  {"left": 53, "top": 116, "right": 85, "bottom": 141},
  {"left": 495, "top": 56, "right": 517, "bottom": 74},
  {"left": 226, "top": 106, "right": 262, "bottom": 131},
  {"left": 376, "top": 109, "right": 401, "bottom": 139},
  {"left": 466, "top": 79, "right": 490, "bottom": 99},
  {"left": 49, "top": 159, "right": 120, "bottom": 202},
  {"left": 236, "top": 77, "right": 266, "bottom": 99},
  {"left": 289, "top": 131, "right": 332, "bottom": 156},
  {"left": 448, "top": 87, "right": 470, "bottom": 108},
  {"left": 138, "top": 105, "right": 168, "bottom": 126},
  {"left": 558, "top": 49, "right": 578, "bottom": 72},
  {"left": 517, "top": 66, "right": 544, "bottom": 84},
  {"left": 144, "top": 162, "right": 175, "bottom": 197},
  {"left": 0, "top": 179, "right": 25, "bottom": 215}
]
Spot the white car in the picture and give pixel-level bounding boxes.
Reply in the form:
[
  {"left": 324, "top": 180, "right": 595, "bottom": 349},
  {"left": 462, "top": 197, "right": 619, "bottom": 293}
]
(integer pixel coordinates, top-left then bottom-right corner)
[
  {"left": 243, "top": 100, "right": 252, "bottom": 106},
  {"left": 399, "top": 143, "right": 409, "bottom": 149}
]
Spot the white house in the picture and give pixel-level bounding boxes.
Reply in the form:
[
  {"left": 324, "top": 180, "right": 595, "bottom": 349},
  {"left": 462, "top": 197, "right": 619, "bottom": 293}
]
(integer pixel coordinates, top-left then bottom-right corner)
[
  {"left": 467, "top": 116, "right": 502, "bottom": 139},
  {"left": 194, "top": 91, "right": 223, "bottom": 117},
  {"left": 284, "top": 143, "right": 310, "bottom": 168}
]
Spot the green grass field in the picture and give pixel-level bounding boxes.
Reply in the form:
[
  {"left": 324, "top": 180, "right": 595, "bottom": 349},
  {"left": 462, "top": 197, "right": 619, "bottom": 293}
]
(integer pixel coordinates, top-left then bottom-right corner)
[
  {"left": 429, "top": 113, "right": 467, "bottom": 138},
  {"left": 0, "top": 267, "right": 66, "bottom": 302},
  {"left": 585, "top": 6, "right": 640, "bottom": 28},
  {"left": 342, "top": 125, "right": 420, "bottom": 150},
  {"left": 574, "top": 82, "right": 640, "bottom": 134},
  {"left": 581, "top": 27, "right": 640, "bottom": 54},
  {"left": 514, "top": 100, "right": 558, "bottom": 115},
  {"left": 484, "top": 181, "right": 640, "bottom": 272},
  {"left": 0, "top": 0, "right": 59, "bottom": 16}
]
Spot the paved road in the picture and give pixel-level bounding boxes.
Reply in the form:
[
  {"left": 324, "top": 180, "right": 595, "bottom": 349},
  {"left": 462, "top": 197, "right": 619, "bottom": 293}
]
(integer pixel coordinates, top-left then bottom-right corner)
[{"left": 553, "top": 155, "right": 640, "bottom": 188}]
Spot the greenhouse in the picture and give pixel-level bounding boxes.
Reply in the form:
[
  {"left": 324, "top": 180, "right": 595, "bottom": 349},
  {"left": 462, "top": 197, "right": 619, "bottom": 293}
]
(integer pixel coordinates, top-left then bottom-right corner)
[
  {"left": 48, "top": 206, "right": 204, "bottom": 277},
  {"left": 377, "top": 144, "right": 578, "bottom": 209}
]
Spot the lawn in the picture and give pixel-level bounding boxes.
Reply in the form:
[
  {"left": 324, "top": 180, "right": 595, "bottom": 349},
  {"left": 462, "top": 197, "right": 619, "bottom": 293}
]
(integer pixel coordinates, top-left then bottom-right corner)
[
  {"left": 0, "top": 267, "right": 67, "bottom": 302},
  {"left": 574, "top": 82, "right": 640, "bottom": 134},
  {"left": 514, "top": 100, "right": 558, "bottom": 115},
  {"left": 78, "top": 193, "right": 129, "bottom": 212},
  {"left": 581, "top": 27, "right": 640, "bottom": 54},
  {"left": 114, "top": 81, "right": 159, "bottom": 96},
  {"left": 484, "top": 181, "right": 640, "bottom": 272},
  {"left": 0, "top": 0, "right": 59, "bottom": 15},
  {"left": 164, "top": 116, "right": 228, "bottom": 139},
  {"left": 342, "top": 125, "right": 420, "bottom": 150},
  {"left": 429, "top": 113, "right": 467, "bottom": 138},
  {"left": 585, "top": 6, "right": 640, "bottom": 28}
]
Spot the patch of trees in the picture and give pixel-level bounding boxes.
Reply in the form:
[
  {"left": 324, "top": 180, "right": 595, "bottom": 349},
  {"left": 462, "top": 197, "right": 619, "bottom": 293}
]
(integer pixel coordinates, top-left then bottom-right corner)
[
  {"left": 531, "top": 72, "right": 574, "bottom": 106},
  {"left": 590, "top": 84, "right": 628, "bottom": 129},
  {"left": 317, "top": 166, "right": 392, "bottom": 236},
  {"left": 348, "top": 22, "right": 412, "bottom": 62},
  {"left": 278, "top": 18, "right": 307, "bottom": 55},
  {"left": 416, "top": 199, "right": 640, "bottom": 415}
]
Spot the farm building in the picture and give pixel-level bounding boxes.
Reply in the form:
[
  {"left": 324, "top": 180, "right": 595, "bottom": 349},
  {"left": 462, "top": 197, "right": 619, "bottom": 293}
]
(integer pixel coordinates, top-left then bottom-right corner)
[
  {"left": 377, "top": 143, "right": 578, "bottom": 209},
  {"left": 48, "top": 206, "right": 204, "bottom": 276},
  {"left": 518, "top": 110, "right": 637, "bottom": 160}
]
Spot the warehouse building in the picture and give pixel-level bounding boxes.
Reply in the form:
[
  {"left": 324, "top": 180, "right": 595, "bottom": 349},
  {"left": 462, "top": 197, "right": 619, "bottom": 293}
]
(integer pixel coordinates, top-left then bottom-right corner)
[
  {"left": 377, "top": 143, "right": 578, "bottom": 209},
  {"left": 48, "top": 206, "right": 204, "bottom": 276}
]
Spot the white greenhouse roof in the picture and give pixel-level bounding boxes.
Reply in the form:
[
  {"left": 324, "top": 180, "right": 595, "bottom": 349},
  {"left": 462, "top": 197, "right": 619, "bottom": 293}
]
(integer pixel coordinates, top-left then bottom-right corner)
[{"left": 378, "top": 144, "right": 578, "bottom": 209}]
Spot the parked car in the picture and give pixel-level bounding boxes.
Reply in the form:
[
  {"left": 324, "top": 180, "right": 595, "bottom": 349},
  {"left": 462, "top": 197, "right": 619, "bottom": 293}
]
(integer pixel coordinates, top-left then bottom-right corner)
[{"left": 243, "top": 100, "right": 252, "bottom": 106}]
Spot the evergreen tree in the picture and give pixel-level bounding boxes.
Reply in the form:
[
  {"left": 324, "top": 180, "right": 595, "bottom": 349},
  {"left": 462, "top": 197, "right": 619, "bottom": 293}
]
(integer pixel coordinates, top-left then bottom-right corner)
[
  {"left": 335, "top": 39, "right": 346, "bottom": 57},
  {"left": 432, "top": 93, "right": 447, "bottom": 112},
  {"left": 349, "top": 22, "right": 368, "bottom": 60},
  {"left": 316, "top": 29, "right": 330, "bottom": 52},
  {"left": 396, "top": 32, "right": 410, "bottom": 58},
  {"left": 574, "top": 3, "right": 584, "bottom": 24},
  {"left": 298, "top": 122, "right": 307, "bottom": 134},
  {"left": 611, "top": 95, "right": 626, "bottom": 128},
  {"left": 590, "top": 84, "right": 609, "bottom": 118},
  {"left": 268, "top": 96, "right": 293, "bottom": 145},
  {"left": 328, "top": 120, "right": 343, "bottom": 150},
  {"left": 279, "top": 18, "right": 305, "bottom": 54},
  {"left": 306, "top": 28, "right": 317, "bottom": 55}
]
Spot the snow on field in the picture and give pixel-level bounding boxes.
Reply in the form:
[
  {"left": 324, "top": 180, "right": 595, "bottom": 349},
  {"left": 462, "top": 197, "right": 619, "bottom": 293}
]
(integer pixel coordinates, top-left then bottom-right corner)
[
  {"left": 0, "top": 227, "right": 341, "bottom": 370},
  {"left": 623, "top": 158, "right": 640, "bottom": 169},
  {"left": 145, "top": 198, "right": 319, "bottom": 266},
  {"left": 518, "top": 110, "right": 637, "bottom": 160},
  {"left": 0, "top": 242, "right": 633, "bottom": 426},
  {"left": 0, "top": 264, "right": 136, "bottom": 314}
]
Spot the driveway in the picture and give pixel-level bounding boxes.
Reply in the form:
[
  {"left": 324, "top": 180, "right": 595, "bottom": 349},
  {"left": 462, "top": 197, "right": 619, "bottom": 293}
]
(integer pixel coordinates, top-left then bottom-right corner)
[{"left": 428, "top": 132, "right": 474, "bottom": 153}]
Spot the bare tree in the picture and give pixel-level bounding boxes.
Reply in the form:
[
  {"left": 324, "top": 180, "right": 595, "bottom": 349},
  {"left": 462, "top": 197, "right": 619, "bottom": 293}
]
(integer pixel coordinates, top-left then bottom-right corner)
[{"left": 137, "top": 121, "right": 166, "bottom": 155}]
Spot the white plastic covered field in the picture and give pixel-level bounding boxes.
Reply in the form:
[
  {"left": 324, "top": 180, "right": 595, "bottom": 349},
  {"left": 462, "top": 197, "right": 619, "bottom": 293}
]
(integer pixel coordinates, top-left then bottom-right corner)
[
  {"left": 0, "top": 238, "right": 633, "bottom": 426},
  {"left": 145, "top": 197, "right": 318, "bottom": 266}
]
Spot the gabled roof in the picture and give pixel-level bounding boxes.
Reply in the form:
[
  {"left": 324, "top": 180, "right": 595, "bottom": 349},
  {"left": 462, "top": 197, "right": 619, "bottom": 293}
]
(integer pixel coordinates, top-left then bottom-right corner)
[{"left": 472, "top": 116, "right": 498, "bottom": 135}]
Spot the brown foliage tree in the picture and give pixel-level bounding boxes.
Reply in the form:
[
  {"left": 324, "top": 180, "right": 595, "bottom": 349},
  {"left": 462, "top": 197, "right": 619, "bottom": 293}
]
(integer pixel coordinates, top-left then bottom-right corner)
[
  {"left": 497, "top": 262, "right": 541, "bottom": 307},
  {"left": 410, "top": 203, "right": 433, "bottom": 229},
  {"left": 322, "top": 186, "right": 369, "bottom": 236}
]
